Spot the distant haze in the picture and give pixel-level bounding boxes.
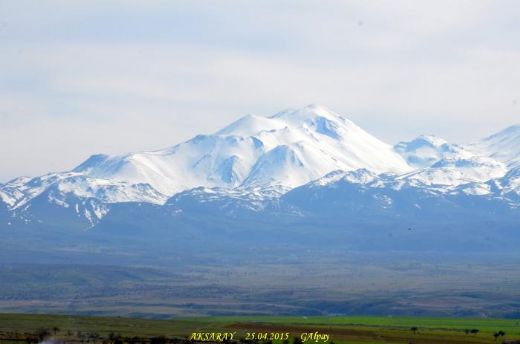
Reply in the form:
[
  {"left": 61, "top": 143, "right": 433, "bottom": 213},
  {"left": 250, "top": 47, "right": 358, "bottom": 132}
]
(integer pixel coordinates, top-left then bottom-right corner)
[{"left": 1, "top": 1, "right": 520, "bottom": 181}]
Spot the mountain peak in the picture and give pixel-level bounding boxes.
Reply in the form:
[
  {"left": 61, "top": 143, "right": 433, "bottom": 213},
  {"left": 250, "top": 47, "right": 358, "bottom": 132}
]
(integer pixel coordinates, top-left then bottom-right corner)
[
  {"left": 4, "top": 106, "right": 520, "bottom": 234},
  {"left": 215, "top": 113, "right": 285, "bottom": 137},
  {"left": 290, "top": 103, "right": 338, "bottom": 117},
  {"left": 73, "top": 154, "right": 110, "bottom": 172},
  {"left": 489, "top": 124, "right": 520, "bottom": 137},
  {"left": 397, "top": 135, "right": 448, "bottom": 150},
  {"left": 416, "top": 134, "right": 448, "bottom": 146},
  {"left": 395, "top": 135, "right": 469, "bottom": 168},
  {"left": 270, "top": 104, "right": 351, "bottom": 125},
  {"left": 304, "top": 103, "right": 328, "bottom": 111},
  {"left": 215, "top": 105, "right": 364, "bottom": 146},
  {"left": 469, "top": 124, "right": 520, "bottom": 168},
  {"left": 1, "top": 105, "right": 412, "bottom": 213}
]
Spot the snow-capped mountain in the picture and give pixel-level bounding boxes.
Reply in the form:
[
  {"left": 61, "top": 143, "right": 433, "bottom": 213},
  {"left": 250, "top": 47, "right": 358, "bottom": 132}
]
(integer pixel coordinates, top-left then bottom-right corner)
[
  {"left": 1, "top": 173, "right": 167, "bottom": 227},
  {"left": 6, "top": 173, "right": 167, "bottom": 208},
  {"left": 0, "top": 105, "right": 413, "bottom": 226},
  {"left": 1, "top": 104, "right": 520, "bottom": 234},
  {"left": 394, "top": 134, "right": 508, "bottom": 187},
  {"left": 491, "top": 166, "right": 520, "bottom": 202},
  {"left": 74, "top": 104, "right": 411, "bottom": 193},
  {"left": 394, "top": 135, "right": 471, "bottom": 168},
  {"left": 467, "top": 125, "right": 520, "bottom": 169},
  {"left": 397, "top": 156, "right": 507, "bottom": 187},
  {"left": 274, "top": 167, "right": 520, "bottom": 253}
]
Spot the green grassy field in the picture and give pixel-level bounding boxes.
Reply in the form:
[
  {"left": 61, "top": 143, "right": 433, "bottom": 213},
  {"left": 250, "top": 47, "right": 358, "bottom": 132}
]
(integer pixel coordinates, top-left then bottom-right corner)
[{"left": 0, "top": 313, "right": 519, "bottom": 343}]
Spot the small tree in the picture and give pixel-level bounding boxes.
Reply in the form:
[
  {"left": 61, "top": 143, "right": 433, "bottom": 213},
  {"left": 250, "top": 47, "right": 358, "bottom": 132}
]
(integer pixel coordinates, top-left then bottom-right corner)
[
  {"left": 493, "top": 331, "right": 506, "bottom": 341},
  {"left": 470, "top": 329, "right": 480, "bottom": 335},
  {"left": 410, "top": 326, "right": 418, "bottom": 335}
]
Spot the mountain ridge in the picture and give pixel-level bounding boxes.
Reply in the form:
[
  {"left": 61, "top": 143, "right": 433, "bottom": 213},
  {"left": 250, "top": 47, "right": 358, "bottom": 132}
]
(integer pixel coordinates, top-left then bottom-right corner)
[{"left": 1, "top": 105, "right": 519, "bottom": 234}]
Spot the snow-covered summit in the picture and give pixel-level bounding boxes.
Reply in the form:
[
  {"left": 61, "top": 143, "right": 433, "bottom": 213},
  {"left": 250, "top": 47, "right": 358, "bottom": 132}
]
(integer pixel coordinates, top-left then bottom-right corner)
[
  {"left": 72, "top": 104, "right": 411, "bottom": 192},
  {"left": 394, "top": 134, "right": 472, "bottom": 168},
  {"left": 0, "top": 105, "right": 414, "bottom": 226},
  {"left": 2, "top": 106, "right": 520, "bottom": 230},
  {"left": 398, "top": 156, "right": 507, "bottom": 187},
  {"left": 468, "top": 124, "right": 520, "bottom": 169}
]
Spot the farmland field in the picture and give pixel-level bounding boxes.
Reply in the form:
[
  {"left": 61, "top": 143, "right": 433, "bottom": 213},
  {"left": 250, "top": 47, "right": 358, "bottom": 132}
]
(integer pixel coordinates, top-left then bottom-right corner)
[{"left": 0, "top": 313, "right": 519, "bottom": 343}]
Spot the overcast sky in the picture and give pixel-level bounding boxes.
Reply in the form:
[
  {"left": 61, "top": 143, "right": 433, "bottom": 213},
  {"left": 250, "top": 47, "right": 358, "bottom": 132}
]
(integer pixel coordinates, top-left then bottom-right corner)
[{"left": 1, "top": 1, "right": 519, "bottom": 181}]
